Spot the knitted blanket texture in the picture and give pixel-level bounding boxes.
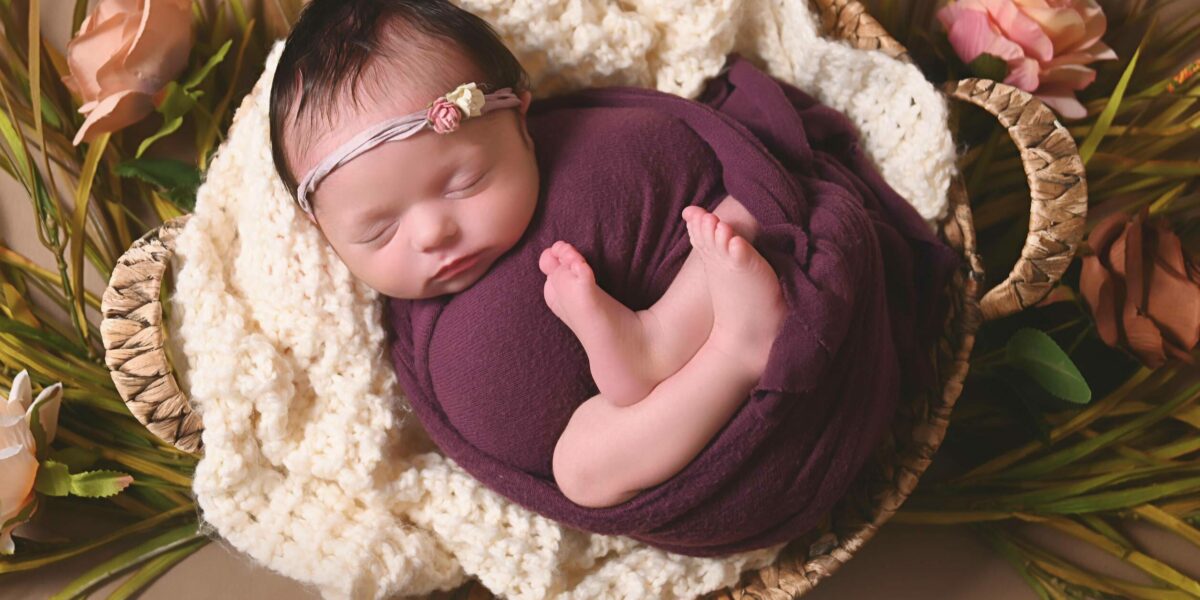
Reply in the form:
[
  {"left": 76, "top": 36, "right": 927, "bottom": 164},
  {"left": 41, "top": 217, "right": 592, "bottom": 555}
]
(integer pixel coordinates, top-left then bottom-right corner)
[{"left": 169, "top": 1, "right": 957, "bottom": 598}]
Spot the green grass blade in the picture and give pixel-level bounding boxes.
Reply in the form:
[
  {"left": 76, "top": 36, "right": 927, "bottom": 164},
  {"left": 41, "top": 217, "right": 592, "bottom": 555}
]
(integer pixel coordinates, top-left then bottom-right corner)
[
  {"left": 49, "top": 523, "right": 203, "bottom": 600},
  {"left": 1078, "top": 32, "right": 1146, "bottom": 164},
  {"left": 1078, "top": 514, "right": 1132, "bottom": 548},
  {"left": 104, "top": 538, "right": 206, "bottom": 600},
  {"left": 0, "top": 506, "right": 193, "bottom": 574},
  {"left": 0, "top": 313, "right": 90, "bottom": 358},
  {"left": 68, "top": 130, "right": 109, "bottom": 351},
  {"left": 1130, "top": 504, "right": 1200, "bottom": 550},
  {"left": 1038, "top": 476, "right": 1200, "bottom": 514},
  {"left": 197, "top": 23, "right": 253, "bottom": 171},
  {"left": 0, "top": 81, "right": 32, "bottom": 184},
  {"left": 998, "top": 380, "right": 1200, "bottom": 480},
  {"left": 956, "top": 367, "right": 1159, "bottom": 482},
  {"left": 1027, "top": 515, "right": 1200, "bottom": 596}
]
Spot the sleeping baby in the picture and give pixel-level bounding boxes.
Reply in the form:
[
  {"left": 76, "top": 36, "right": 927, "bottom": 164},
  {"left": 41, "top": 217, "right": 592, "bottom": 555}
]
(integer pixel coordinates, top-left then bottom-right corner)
[
  {"left": 268, "top": 0, "right": 960, "bottom": 555},
  {"left": 269, "top": 0, "right": 785, "bottom": 510}
]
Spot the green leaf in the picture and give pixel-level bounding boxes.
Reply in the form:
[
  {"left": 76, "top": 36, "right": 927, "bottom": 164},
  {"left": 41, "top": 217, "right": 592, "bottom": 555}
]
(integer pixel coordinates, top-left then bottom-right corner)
[
  {"left": 69, "top": 469, "right": 135, "bottom": 498},
  {"left": 1005, "top": 327, "right": 1092, "bottom": 404},
  {"left": 968, "top": 53, "right": 1009, "bottom": 82},
  {"left": 115, "top": 157, "right": 201, "bottom": 212},
  {"left": 48, "top": 446, "right": 98, "bottom": 472},
  {"left": 135, "top": 81, "right": 199, "bottom": 158},
  {"left": 181, "top": 38, "right": 233, "bottom": 91},
  {"left": 132, "top": 37, "right": 232, "bottom": 159},
  {"left": 34, "top": 459, "right": 72, "bottom": 496}
]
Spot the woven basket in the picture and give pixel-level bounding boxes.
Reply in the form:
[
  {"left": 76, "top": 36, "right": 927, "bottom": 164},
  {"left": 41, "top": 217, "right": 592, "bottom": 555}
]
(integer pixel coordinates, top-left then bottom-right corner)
[{"left": 98, "top": 0, "right": 1087, "bottom": 596}]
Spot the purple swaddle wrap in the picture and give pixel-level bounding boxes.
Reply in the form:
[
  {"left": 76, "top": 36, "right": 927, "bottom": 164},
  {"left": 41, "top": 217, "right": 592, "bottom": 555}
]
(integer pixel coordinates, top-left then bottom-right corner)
[{"left": 386, "top": 54, "right": 960, "bottom": 556}]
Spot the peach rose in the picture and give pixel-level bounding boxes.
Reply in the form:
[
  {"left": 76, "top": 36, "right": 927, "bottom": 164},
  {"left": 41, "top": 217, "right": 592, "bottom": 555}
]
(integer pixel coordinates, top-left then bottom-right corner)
[
  {"left": 61, "top": 0, "right": 195, "bottom": 146},
  {"left": 1, "top": 371, "right": 61, "bottom": 555},
  {"left": 937, "top": 0, "right": 1118, "bottom": 119}
]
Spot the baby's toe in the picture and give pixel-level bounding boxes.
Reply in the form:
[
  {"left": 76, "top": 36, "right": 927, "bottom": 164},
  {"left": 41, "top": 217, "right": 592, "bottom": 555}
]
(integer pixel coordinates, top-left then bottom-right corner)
[
  {"left": 567, "top": 254, "right": 595, "bottom": 284},
  {"left": 715, "top": 221, "right": 735, "bottom": 251},
  {"left": 727, "top": 234, "right": 752, "bottom": 264},
  {"left": 539, "top": 246, "right": 562, "bottom": 275},
  {"left": 699, "top": 213, "right": 721, "bottom": 247},
  {"left": 556, "top": 242, "right": 585, "bottom": 264}
]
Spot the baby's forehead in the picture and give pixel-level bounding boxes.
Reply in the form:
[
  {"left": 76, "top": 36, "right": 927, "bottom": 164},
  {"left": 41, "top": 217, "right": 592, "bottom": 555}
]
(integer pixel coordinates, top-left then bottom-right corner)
[{"left": 291, "top": 77, "right": 489, "bottom": 175}]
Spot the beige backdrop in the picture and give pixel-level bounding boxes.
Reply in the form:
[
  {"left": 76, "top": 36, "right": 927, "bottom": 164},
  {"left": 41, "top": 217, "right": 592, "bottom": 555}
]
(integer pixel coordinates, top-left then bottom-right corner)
[{"left": 2, "top": 1, "right": 1198, "bottom": 599}]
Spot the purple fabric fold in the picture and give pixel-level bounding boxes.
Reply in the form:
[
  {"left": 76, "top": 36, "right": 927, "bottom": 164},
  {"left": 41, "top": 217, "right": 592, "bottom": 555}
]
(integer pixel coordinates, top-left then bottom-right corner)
[{"left": 386, "top": 54, "right": 960, "bottom": 556}]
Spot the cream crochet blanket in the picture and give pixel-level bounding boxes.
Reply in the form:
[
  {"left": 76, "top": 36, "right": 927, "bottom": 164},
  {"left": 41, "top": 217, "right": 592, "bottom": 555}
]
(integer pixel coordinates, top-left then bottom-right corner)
[{"left": 169, "top": 1, "right": 957, "bottom": 598}]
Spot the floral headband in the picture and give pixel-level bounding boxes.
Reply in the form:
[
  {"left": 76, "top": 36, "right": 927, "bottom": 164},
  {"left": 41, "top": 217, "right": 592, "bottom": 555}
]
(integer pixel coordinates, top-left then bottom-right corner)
[{"left": 294, "top": 82, "right": 523, "bottom": 216}]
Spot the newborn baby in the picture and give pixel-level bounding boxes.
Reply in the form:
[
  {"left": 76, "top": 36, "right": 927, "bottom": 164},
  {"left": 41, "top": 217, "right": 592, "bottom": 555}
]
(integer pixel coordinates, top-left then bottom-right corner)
[{"left": 270, "top": 0, "right": 785, "bottom": 509}]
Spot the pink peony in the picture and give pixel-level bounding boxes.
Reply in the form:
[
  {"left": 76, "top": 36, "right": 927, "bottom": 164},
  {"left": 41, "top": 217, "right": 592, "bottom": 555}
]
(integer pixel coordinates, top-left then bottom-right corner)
[
  {"left": 427, "top": 97, "right": 463, "bottom": 134},
  {"left": 937, "top": 0, "right": 1118, "bottom": 119},
  {"left": 61, "top": 0, "right": 194, "bottom": 146}
]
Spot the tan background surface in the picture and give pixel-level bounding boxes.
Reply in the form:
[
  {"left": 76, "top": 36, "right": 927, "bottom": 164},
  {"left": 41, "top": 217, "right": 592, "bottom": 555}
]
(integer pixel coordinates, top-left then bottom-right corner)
[{"left": 3, "top": 1, "right": 1198, "bottom": 598}]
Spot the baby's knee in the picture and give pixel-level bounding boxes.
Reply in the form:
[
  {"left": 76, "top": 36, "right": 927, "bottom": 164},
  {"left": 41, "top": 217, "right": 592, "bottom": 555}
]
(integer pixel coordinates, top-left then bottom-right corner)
[
  {"left": 553, "top": 437, "right": 622, "bottom": 508},
  {"left": 553, "top": 395, "right": 641, "bottom": 508}
]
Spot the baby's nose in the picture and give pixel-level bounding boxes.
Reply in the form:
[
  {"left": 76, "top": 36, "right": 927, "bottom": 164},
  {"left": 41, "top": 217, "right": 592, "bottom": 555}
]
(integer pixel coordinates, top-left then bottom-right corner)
[{"left": 412, "top": 212, "right": 459, "bottom": 251}]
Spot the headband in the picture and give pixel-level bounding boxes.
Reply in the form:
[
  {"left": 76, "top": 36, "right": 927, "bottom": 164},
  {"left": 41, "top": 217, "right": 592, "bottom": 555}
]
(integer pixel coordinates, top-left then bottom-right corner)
[{"left": 294, "top": 82, "right": 523, "bottom": 216}]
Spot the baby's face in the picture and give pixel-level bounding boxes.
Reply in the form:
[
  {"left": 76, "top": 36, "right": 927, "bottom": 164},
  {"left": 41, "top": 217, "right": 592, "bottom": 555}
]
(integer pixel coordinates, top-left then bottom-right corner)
[{"left": 300, "top": 89, "right": 538, "bottom": 299}]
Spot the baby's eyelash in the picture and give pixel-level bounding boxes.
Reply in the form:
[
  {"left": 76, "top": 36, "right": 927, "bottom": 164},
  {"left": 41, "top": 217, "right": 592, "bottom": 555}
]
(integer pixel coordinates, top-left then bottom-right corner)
[
  {"left": 357, "top": 222, "right": 393, "bottom": 245},
  {"left": 448, "top": 171, "right": 486, "bottom": 195}
]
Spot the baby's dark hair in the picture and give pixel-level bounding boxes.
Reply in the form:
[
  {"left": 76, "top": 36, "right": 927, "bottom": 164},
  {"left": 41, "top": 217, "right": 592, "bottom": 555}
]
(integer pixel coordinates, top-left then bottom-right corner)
[{"left": 269, "top": 0, "right": 531, "bottom": 203}]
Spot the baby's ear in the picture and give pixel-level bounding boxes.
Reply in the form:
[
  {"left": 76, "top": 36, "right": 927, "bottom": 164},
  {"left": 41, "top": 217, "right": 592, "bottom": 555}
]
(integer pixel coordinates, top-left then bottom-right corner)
[
  {"left": 518, "top": 89, "right": 532, "bottom": 116},
  {"left": 515, "top": 90, "right": 534, "bottom": 147}
]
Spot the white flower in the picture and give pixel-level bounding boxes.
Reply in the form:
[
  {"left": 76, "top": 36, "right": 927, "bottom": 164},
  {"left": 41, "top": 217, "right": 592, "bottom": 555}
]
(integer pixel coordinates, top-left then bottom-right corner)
[
  {"left": 1, "top": 371, "right": 62, "bottom": 555},
  {"left": 445, "top": 82, "right": 485, "bottom": 118}
]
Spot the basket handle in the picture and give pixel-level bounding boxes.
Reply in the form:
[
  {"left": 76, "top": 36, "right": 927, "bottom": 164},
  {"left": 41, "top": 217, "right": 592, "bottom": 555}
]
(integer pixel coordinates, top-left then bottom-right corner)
[
  {"left": 100, "top": 214, "right": 202, "bottom": 454},
  {"left": 943, "top": 78, "right": 1087, "bottom": 322}
]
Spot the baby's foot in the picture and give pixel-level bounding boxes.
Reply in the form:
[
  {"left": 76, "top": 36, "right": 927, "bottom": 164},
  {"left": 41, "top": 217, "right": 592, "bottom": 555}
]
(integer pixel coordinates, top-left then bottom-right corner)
[
  {"left": 682, "top": 206, "right": 786, "bottom": 381},
  {"left": 539, "top": 241, "right": 662, "bottom": 406}
]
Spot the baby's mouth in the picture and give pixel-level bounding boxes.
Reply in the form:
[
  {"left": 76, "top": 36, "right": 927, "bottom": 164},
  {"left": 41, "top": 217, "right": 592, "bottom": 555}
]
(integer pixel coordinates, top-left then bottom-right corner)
[{"left": 433, "top": 250, "right": 484, "bottom": 280}]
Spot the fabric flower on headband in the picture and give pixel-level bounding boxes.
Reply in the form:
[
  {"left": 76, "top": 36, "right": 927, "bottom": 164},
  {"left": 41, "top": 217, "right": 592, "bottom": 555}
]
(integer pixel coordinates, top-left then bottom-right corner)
[{"left": 427, "top": 83, "right": 486, "bottom": 134}]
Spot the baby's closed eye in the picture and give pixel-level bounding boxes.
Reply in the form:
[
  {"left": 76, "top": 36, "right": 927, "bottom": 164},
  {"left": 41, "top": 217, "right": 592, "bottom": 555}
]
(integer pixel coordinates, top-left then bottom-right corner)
[
  {"left": 356, "top": 221, "right": 396, "bottom": 245},
  {"left": 445, "top": 169, "right": 489, "bottom": 197}
]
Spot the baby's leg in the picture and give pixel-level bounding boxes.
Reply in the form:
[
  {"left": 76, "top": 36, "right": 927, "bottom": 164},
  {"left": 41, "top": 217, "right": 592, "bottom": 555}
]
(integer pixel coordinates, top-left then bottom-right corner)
[
  {"left": 539, "top": 196, "right": 761, "bottom": 407},
  {"left": 552, "top": 209, "right": 785, "bottom": 508}
]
